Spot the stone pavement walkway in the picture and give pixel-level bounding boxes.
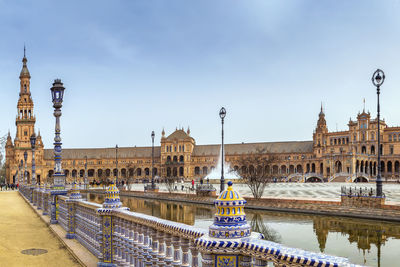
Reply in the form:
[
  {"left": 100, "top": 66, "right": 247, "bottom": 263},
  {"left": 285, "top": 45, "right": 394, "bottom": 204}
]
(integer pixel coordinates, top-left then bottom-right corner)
[{"left": 0, "top": 191, "right": 80, "bottom": 267}]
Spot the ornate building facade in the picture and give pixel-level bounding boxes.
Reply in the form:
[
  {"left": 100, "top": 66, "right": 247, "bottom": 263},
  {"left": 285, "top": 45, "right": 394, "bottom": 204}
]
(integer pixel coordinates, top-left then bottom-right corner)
[{"left": 6, "top": 55, "right": 400, "bottom": 184}]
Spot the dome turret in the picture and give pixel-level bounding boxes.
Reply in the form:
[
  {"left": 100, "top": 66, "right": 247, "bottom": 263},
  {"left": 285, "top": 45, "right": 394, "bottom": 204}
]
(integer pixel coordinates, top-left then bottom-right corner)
[
  {"left": 102, "top": 182, "right": 122, "bottom": 209},
  {"left": 208, "top": 181, "right": 251, "bottom": 239}
]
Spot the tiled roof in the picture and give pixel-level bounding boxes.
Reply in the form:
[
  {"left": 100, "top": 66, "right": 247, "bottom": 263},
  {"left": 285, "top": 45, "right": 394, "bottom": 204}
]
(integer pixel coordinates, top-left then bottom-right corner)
[
  {"left": 43, "top": 141, "right": 313, "bottom": 160},
  {"left": 44, "top": 146, "right": 161, "bottom": 160},
  {"left": 166, "top": 130, "right": 194, "bottom": 141},
  {"left": 193, "top": 141, "right": 313, "bottom": 156}
]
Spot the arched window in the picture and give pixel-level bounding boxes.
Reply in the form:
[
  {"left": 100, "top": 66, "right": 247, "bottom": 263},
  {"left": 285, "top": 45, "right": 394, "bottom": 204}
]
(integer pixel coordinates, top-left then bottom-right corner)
[
  {"left": 371, "top": 145, "right": 375, "bottom": 155},
  {"left": 137, "top": 168, "right": 142, "bottom": 176},
  {"left": 361, "top": 146, "right": 366, "bottom": 154},
  {"left": 179, "top": 155, "right": 184, "bottom": 162}
]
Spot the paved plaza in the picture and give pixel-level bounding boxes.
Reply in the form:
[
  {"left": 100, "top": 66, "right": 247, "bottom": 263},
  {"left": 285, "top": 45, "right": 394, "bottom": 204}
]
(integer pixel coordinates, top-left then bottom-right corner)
[
  {"left": 123, "top": 182, "right": 400, "bottom": 202},
  {"left": 0, "top": 191, "right": 80, "bottom": 267}
]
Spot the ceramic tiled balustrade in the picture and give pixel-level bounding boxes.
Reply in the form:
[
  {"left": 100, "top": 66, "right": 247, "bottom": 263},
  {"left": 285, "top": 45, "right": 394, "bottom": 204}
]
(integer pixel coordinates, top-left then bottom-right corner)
[{"left": 19, "top": 182, "right": 361, "bottom": 267}]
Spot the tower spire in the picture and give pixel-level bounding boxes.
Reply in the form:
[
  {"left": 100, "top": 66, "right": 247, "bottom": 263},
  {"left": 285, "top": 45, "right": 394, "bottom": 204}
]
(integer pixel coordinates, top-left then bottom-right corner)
[
  {"left": 24, "top": 44, "right": 26, "bottom": 58},
  {"left": 363, "top": 98, "right": 366, "bottom": 112}
]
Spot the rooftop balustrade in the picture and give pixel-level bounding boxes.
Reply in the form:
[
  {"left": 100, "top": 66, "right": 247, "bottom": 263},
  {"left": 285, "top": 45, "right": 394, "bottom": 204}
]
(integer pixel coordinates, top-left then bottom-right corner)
[{"left": 19, "top": 182, "right": 360, "bottom": 267}]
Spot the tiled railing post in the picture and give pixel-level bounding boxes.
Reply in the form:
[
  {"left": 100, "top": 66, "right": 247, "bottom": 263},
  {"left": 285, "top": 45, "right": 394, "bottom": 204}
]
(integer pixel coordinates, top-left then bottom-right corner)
[
  {"left": 164, "top": 234, "right": 173, "bottom": 266},
  {"left": 143, "top": 226, "right": 153, "bottom": 267},
  {"left": 97, "top": 182, "right": 128, "bottom": 267},
  {"left": 37, "top": 186, "right": 43, "bottom": 210},
  {"left": 32, "top": 186, "right": 37, "bottom": 206},
  {"left": 132, "top": 223, "right": 140, "bottom": 266},
  {"left": 114, "top": 217, "right": 122, "bottom": 265},
  {"left": 190, "top": 241, "right": 199, "bottom": 267},
  {"left": 50, "top": 194, "right": 58, "bottom": 224},
  {"left": 150, "top": 228, "right": 159, "bottom": 266},
  {"left": 66, "top": 182, "right": 82, "bottom": 239},
  {"left": 42, "top": 192, "right": 49, "bottom": 215},
  {"left": 138, "top": 224, "right": 145, "bottom": 267},
  {"left": 181, "top": 238, "right": 190, "bottom": 267},
  {"left": 172, "top": 235, "right": 181, "bottom": 266},
  {"left": 156, "top": 231, "right": 165, "bottom": 267}
]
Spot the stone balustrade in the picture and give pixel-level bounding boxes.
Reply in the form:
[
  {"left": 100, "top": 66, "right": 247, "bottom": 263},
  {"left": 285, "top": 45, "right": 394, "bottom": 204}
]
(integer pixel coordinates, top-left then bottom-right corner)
[{"left": 18, "top": 183, "right": 360, "bottom": 267}]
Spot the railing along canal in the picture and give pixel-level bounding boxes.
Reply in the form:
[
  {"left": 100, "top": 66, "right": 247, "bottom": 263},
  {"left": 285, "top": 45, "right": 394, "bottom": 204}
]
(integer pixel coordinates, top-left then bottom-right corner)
[{"left": 19, "top": 182, "right": 360, "bottom": 267}]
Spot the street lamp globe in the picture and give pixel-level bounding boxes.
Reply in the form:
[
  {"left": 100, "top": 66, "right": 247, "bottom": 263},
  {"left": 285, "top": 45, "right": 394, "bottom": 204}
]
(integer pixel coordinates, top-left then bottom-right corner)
[
  {"left": 219, "top": 107, "right": 226, "bottom": 119},
  {"left": 372, "top": 69, "right": 385, "bottom": 87},
  {"left": 50, "top": 79, "right": 65, "bottom": 107}
]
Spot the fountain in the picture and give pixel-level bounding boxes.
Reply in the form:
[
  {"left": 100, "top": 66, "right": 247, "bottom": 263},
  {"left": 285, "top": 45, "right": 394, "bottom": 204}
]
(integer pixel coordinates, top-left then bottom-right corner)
[{"left": 205, "top": 145, "right": 241, "bottom": 180}]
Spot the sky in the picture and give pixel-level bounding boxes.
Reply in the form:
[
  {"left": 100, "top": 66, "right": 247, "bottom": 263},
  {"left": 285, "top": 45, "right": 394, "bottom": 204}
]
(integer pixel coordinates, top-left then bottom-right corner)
[{"left": 1, "top": 0, "right": 400, "bottom": 149}]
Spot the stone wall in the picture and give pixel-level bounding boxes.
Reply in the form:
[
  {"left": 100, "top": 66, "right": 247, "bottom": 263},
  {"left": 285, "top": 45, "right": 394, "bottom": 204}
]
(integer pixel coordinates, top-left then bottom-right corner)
[{"left": 341, "top": 195, "right": 385, "bottom": 208}]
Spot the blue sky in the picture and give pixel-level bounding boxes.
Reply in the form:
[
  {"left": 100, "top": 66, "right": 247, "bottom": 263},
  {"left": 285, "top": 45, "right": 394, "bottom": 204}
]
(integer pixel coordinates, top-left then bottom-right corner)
[{"left": 1, "top": 0, "right": 400, "bottom": 148}]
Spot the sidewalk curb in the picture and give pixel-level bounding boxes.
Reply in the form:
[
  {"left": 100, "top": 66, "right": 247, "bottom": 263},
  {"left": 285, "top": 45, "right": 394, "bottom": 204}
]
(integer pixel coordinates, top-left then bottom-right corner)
[{"left": 19, "top": 192, "right": 96, "bottom": 267}]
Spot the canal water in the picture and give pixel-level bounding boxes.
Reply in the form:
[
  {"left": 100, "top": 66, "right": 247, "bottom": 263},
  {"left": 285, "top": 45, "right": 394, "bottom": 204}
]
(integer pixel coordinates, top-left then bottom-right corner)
[{"left": 89, "top": 193, "right": 400, "bottom": 267}]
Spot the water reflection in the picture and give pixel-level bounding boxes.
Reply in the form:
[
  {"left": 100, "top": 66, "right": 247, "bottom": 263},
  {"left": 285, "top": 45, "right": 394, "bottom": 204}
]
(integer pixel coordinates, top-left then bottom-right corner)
[
  {"left": 88, "top": 193, "right": 400, "bottom": 266},
  {"left": 249, "top": 213, "right": 281, "bottom": 243}
]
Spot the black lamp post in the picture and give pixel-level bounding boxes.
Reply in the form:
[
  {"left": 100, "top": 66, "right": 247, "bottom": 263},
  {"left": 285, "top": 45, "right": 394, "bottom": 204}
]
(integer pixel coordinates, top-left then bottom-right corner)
[
  {"left": 219, "top": 107, "right": 226, "bottom": 193},
  {"left": 50, "top": 79, "right": 66, "bottom": 189},
  {"left": 30, "top": 133, "right": 36, "bottom": 185},
  {"left": 372, "top": 69, "right": 385, "bottom": 197},
  {"left": 115, "top": 144, "right": 118, "bottom": 186},
  {"left": 151, "top": 131, "right": 155, "bottom": 189},
  {"left": 24, "top": 151, "right": 28, "bottom": 184},
  {"left": 50, "top": 79, "right": 66, "bottom": 225}
]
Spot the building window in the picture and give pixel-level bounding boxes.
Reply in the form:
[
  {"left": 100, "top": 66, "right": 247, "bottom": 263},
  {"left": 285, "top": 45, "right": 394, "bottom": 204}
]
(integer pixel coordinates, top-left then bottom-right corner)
[
  {"left": 390, "top": 146, "right": 394, "bottom": 155},
  {"left": 362, "top": 133, "right": 365, "bottom": 141},
  {"left": 389, "top": 135, "right": 392, "bottom": 142},
  {"left": 334, "top": 139, "right": 337, "bottom": 145},
  {"left": 394, "top": 135, "right": 397, "bottom": 142},
  {"left": 354, "top": 134, "right": 357, "bottom": 141},
  {"left": 24, "top": 131, "right": 28, "bottom": 136}
]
